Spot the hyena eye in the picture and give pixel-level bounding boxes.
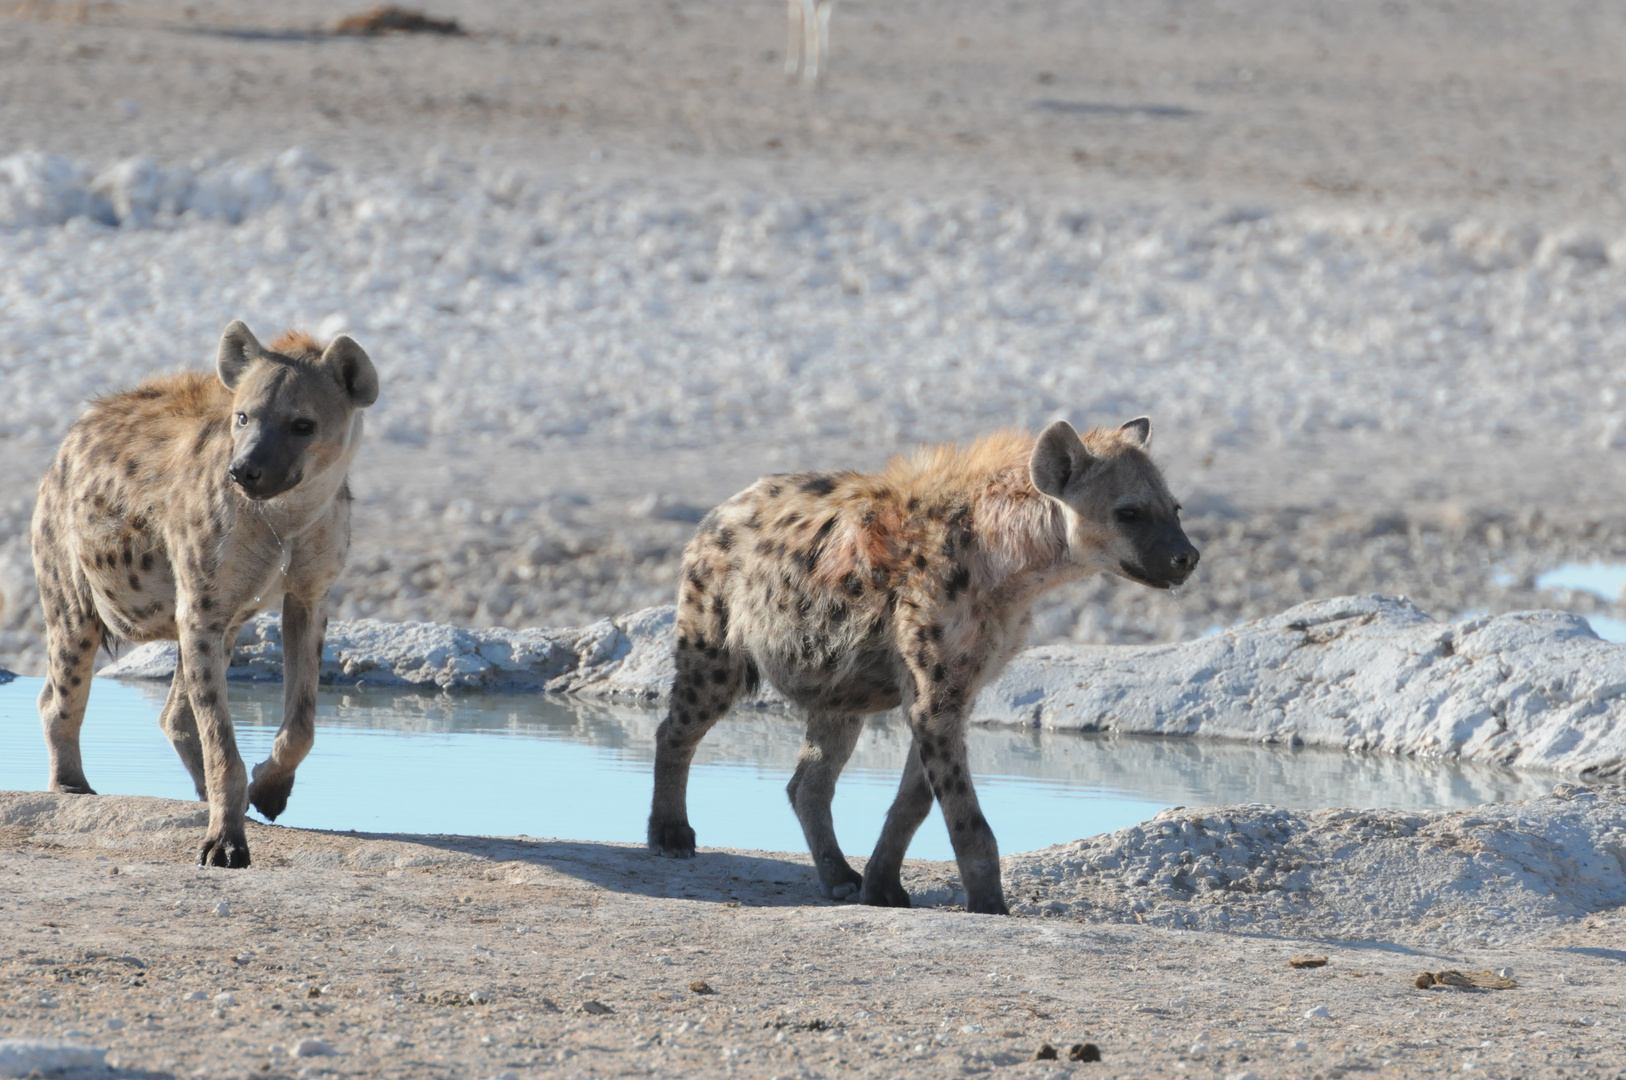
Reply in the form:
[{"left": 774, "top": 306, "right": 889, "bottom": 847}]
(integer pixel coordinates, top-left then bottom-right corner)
[
  {"left": 235, "top": 412, "right": 247, "bottom": 427},
  {"left": 291, "top": 419, "right": 317, "bottom": 437},
  {"left": 1114, "top": 506, "right": 1140, "bottom": 525}
]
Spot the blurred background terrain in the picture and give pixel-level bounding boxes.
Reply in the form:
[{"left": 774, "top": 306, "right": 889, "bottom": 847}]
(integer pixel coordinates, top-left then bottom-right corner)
[{"left": 3, "top": 0, "right": 1626, "bottom": 675}]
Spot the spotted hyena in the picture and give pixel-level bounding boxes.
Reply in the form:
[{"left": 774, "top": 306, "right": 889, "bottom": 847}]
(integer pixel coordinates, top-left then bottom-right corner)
[
  {"left": 30, "top": 322, "right": 378, "bottom": 867},
  {"left": 647, "top": 419, "right": 1199, "bottom": 914}
]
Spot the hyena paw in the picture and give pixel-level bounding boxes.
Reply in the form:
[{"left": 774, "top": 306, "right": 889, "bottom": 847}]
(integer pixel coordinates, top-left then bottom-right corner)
[
  {"left": 197, "top": 827, "right": 251, "bottom": 869},
  {"left": 819, "top": 862, "right": 864, "bottom": 901},
  {"left": 965, "top": 893, "right": 1010, "bottom": 916},
  {"left": 248, "top": 770, "right": 295, "bottom": 821},
  {"left": 859, "top": 879, "right": 912, "bottom": 908},
  {"left": 49, "top": 780, "right": 97, "bottom": 796},
  {"left": 648, "top": 819, "right": 697, "bottom": 858}
]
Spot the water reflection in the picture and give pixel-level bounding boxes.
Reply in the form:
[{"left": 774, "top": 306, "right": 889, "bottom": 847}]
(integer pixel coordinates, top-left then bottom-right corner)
[{"left": 0, "top": 676, "right": 1574, "bottom": 861}]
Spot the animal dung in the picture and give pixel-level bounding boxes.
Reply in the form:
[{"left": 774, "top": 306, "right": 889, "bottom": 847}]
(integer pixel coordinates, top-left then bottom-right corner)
[
  {"left": 335, "top": 5, "right": 461, "bottom": 35},
  {"left": 1033, "top": 1043, "right": 1058, "bottom": 1060},
  {"left": 1069, "top": 1042, "right": 1102, "bottom": 1061},
  {"left": 1289, "top": 955, "right": 1329, "bottom": 968},
  {"left": 1415, "top": 970, "right": 1519, "bottom": 990},
  {"left": 688, "top": 980, "right": 714, "bottom": 995}
]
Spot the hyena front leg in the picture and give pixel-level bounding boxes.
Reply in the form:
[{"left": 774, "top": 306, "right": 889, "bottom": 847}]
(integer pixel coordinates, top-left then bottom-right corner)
[
  {"left": 786, "top": 710, "right": 864, "bottom": 899},
  {"left": 178, "top": 591, "right": 251, "bottom": 868},
  {"left": 648, "top": 592, "right": 747, "bottom": 857},
  {"left": 248, "top": 592, "right": 324, "bottom": 821},
  {"left": 893, "top": 614, "right": 1007, "bottom": 914},
  {"left": 35, "top": 572, "right": 104, "bottom": 795}
]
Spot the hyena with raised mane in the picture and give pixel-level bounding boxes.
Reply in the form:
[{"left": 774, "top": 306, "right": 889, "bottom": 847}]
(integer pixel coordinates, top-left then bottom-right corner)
[
  {"left": 31, "top": 322, "right": 378, "bottom": 867},
  {"left": 647, "top": 418, "right": 1198, "bottom": 914}
]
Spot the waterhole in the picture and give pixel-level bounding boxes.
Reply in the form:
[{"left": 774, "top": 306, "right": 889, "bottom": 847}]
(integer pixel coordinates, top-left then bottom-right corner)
[{"left": 0, "top": 675, "right": 1563, "bottom": 860}]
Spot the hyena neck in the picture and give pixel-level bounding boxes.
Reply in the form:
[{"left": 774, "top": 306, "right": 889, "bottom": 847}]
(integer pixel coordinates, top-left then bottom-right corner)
[{"left": 967, "top": 456, "right": 1076, "bottom": 599}]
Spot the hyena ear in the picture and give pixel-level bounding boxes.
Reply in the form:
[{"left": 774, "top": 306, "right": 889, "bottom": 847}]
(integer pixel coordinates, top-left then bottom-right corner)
[
  {"left": 1120, "top": 416, "right": 1152, "bottom": 447},
  {"left": 320, "top": 336, "right": 379, "bottom": 408},
  {"left": 1030, "top": 420, "right": 1095, "bottom": 500},
  {"left": 216, "top": 321, "right": 265, "bottom": 390}
]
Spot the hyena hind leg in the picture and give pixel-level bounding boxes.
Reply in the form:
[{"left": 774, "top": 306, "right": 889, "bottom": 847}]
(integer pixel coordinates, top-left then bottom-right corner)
[
  {"left": 158, "top": 653, "right": 209, "bottom": 800},
  {"left": 647, "top": 634, "right": 750, "bottom": 857},
  {"left": 859, "top": 737, "right": 935, "bottom": 908},
  {"left": 786, "top": 710, "right": 864, "bottom": 900}
]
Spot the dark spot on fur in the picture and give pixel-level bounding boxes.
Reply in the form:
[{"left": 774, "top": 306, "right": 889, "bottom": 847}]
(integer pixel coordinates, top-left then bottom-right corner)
[
  {"left": 128, "top": 573, "right": 141, "bottom": 590},
  {"left": 684, "top": 687, "right": 699, "bottom": 705},
  {"left": 954, "top": 819, "right": 968, "bottom": 833},
  {"left": 198, "top": 596, "right": 214, "bottom": 612},
  {"left": 956, "top": 779, "right": 969, "bottom": 795},
  {"left": 70, "top": 676, "right": 82, "bottom": 687},
  {"left": 918, "top": 741, "right": 935, "bottom": 761},
  {"left": 767, "top": 484, "right": 782, "bottom": 498},
  {"left": 800, "top": 475, "right": 836, "bottom": 496},
  {"left": 946, "top": 566, "right": 971, "bottom": 601},
  {"left": 932, "top": 663, "right": 946, "bottom": 683},
  {"left": 710, "top": 668, "right": 728, "bottom": 685},
  {"left": 193, "top": 640, "right": 211, "bottom": 655},
  {"left": 141, "top": 552, "right": 154, "bottom": 571},
  {"left": 914, "top": 554, "right": 927, "bottom": 570},
  {"left": 77, "top": 638, "right": 91, "bottom": 652},
  {"left": 714, "top": 527, "right": 734, "bottom": 551},
  {"left": 907, "top": 497, "right": 920, "bottom": 512},
  {"left": 198, "top": 689, "right": 219, "bottom": 708}
]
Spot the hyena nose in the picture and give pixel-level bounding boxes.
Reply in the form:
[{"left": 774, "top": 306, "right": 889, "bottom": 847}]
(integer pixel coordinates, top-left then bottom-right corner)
[
  {"left": 230, "top": 463, "right": 262, "bottom": 488},
  {"left": 1171, "top": 547, "right": 1199, "bottom": 574}
]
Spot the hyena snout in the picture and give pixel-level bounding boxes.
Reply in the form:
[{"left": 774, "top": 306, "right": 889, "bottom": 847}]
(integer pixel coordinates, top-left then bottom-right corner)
[
  {"left": 1126, "top": 528, "right": 1200, "bottom": 589},
  {"left": 229, "top": 441, "right": 302, "bottom": 500}
]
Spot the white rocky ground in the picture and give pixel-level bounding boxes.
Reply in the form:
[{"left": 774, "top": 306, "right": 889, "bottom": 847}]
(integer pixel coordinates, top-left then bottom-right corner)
[{"left": 96, "top": 595, "right": 1626, "bottom": 779}]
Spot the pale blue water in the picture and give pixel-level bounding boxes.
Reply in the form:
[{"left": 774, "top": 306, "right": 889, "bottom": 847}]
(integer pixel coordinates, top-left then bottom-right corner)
[
  {"left": 1534, "top": 562, "right": 1626, "bottom": 642},
  {"left": 0, "top": 675, "right": 1561, "bottom": 860}
]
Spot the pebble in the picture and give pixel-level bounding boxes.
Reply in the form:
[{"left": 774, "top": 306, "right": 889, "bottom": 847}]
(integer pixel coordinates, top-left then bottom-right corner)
[
  {"left": 1303, "top": 1005, "right": 1332, "bottom": 1020},
  {"left": 1287, "top": 1039, "right": 1309, "bottom": 1051},
  {"left": 468, "top": 989, "right": 492, "bottom": 1005},
  {"left": 1496, "top": 968, "right": 1514, "bottom": 980},
  {"left": 580, "top": 1000, "right": 614, "bottom": 1016},
  {"left": 215, "top": 992, "right": 235, "bottom": 1007},
  {"left": 104, "top": 1019, "right": 124, "bottom": 1031},
  {"left": 214, "top": 902, "right": 230, "bottom": 917},
  {"left": 384, "top": 944, "right": 399, "bottom": 956},
  {"left": 291, "top": 1037, "right": 336, "bottom": 1058},
  {"left": 1225, "top": 1072, "right": 1259, "bottom": 1080},
  {"left": 182, "top": 991, "right": 209, "bottom": 1002}
]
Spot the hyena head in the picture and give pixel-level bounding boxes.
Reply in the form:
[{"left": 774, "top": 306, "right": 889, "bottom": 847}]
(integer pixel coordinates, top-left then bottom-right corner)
[
  {"left": 1029, "top": 417, "right": 1199, "bottom": 589},
  {"left": 215, "top": 321, "right": 379, "bottom": 501}
]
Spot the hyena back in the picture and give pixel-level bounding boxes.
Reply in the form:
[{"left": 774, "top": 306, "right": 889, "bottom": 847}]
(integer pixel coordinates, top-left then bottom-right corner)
[
  {"left": 647, "top": 419, "right": 1198, "bottom": 914},
  {"left": 30, "top": 322, "right": 377, "bottom": 867}
]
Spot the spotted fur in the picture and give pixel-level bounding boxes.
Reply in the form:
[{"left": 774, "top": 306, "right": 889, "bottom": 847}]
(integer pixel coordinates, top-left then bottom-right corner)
[
  {"left": 30, "top": 321, "right": 378, "bottom": 868},
  {"left": 647, "top": 419, "right": 1199, "bottom": 913}
]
